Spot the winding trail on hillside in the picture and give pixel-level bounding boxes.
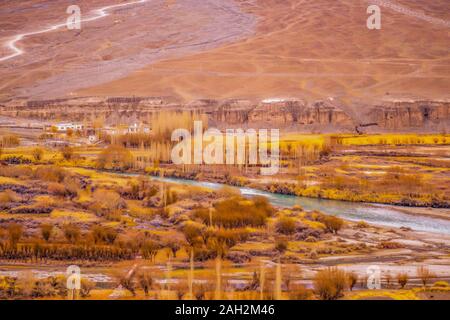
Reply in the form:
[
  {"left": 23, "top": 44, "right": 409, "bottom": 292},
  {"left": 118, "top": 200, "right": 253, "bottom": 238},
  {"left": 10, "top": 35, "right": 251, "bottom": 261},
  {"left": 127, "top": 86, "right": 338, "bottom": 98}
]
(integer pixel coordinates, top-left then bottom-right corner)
[
  {"left": 0, "top": 0, "right": 150, "bottom": 62},
  {"left": 367, "top": 0, "right": 450, "bottom": 28}
]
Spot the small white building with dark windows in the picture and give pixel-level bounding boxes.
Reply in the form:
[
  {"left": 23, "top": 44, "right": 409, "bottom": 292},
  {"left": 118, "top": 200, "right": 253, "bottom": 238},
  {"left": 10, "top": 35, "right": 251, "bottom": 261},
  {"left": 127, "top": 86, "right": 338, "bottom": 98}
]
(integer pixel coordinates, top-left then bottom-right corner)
[{"left": 55, "top": 123, "right": 83, "bottom": 132}]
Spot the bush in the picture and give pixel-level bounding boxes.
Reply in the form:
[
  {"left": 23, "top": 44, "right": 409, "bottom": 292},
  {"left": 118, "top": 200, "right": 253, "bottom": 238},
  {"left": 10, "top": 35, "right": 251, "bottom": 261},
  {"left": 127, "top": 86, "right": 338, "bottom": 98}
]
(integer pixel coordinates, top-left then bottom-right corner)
[
  {"left": 432, "top": 281, "right": 449, "bottom": 288},
  {"left": 274, "top": 237, "right": 288, "bottom": 255},
  {"left": 97, "top": 145, "right": 133, "bottom": 171},
  {"left": 141, "top": 240, "right": 160, "bottom": 261},
  {"left": 137, "top": 271, "right": 153, "bottom": 296},
  {"left": 63, "top": 224, "right": 81, "bottom": 244},
  {"left": 80, "top": 278, "right": 95, "bottom": 298},
  {"left": 289, "top": 284, "right": 313, "bottom": 300},
  {"left": 396, "top": 273, "right": 409, "bottom": 289},
  {"left": 8, "top": 223, "right": 23, "bottom": 247},
  {"left": 90, "top": 225, "right": 117, "bottom": 245},
  {"left": 48, "top": 182, "right": 68, "bottom": 197},
  {"left": 417, "top": 266, "right": 435, "bottom": 287},
  {"left": 205, "top": 228, "right": 248, "bottom": 249},
  {"left": 34, "top": 166, "right": 68, "bottom": 182},
  {"left": 181, "top": 222, "right": 205, "bottom": 247},
  {"left": 0, "top": 166, "right": 32, "bottom": 178},
  {"left": 275, "top": 216, "right": 297, "bottom": 235},
  {"left": 32, "top": 276, "right": 66, "bottom": 298},
  {"left": 348, "top": 272, "right": 358, "bottom": 291},
  {"left": 0, "top": 190, "right": 20, "bottom": 203},
  {"left": 90, "top": 189, "right": 125, "bottom": 216},
  {"left": 0, "top": 135, "right": 20, "bottom": 147},
  {"left": 313, "top": 267, "right": 348, "bottom": 300},
  {"left": 40, "top": 224, "right": 53, "bottom": 242},
  {"left": 32, "top": 148, "right": 44, "bottom": 161},
  {"left": 0, "top": 276, "right": 20, "bottom": 298},
  {"left": 118, "top": 273, "right": 136, "bottom": 296},
  {"left": 61, "top": 146, "right": 74, "bottom": 161},
  {"left": 195, "top": 196, "right": 273, "bottom": 228},
  {"left": 320, "top": 215, "right": 344, "bottom": 234}
]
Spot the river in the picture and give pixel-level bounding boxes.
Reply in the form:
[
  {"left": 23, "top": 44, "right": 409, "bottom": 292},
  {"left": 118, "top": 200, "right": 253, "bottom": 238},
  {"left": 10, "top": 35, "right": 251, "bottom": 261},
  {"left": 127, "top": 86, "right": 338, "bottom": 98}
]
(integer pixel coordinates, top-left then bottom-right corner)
[{"left": 150, "top": 176, "right": 450, "bottom": 235}]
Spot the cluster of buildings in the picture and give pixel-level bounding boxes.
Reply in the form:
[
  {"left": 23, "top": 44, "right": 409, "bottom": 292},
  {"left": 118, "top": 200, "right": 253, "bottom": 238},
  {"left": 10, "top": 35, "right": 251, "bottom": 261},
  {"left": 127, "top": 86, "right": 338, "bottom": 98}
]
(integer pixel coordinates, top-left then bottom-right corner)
[{"left": 44, "top": 122, "right": 151, "bottom": 144}]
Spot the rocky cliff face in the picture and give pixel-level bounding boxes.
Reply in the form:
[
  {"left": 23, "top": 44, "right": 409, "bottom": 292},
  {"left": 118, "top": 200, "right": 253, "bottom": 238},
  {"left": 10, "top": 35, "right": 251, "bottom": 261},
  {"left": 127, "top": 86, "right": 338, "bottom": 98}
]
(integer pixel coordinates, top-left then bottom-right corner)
[
  {"left": 211, "top": 99, "right": 354, "bottom": 130},
  {"left": 367, "top": 101, "right": 450, "bottom": 130},
  {"left": 1, "top": 97, "right": 449, "bottom": 132}
]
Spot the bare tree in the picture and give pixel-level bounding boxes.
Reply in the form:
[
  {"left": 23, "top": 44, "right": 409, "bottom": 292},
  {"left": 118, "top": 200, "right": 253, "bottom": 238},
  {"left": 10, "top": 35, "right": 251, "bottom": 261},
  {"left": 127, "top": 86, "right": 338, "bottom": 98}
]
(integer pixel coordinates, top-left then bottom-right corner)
[{"left": 417, "top": 266, "right": 435, "bottom": 287}]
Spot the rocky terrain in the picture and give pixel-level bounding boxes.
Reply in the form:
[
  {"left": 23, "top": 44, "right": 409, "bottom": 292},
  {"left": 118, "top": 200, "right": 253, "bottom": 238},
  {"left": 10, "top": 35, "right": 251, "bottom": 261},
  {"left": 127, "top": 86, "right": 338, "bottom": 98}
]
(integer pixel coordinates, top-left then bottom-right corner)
[{"left": 1, "top": 97, "right": 448, "bottom": 133}]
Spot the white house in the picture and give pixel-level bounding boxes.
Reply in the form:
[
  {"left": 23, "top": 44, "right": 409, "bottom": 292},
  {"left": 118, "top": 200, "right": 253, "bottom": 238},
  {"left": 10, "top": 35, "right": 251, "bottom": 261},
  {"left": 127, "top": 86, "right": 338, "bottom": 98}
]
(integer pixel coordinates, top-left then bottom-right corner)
[
  {"left": 56, "top": 123, "right": 83, "bottom": 132},
  {"left": 127, "top": 123, "right": 151, "bottom": 134},
  {"left": 127, "top": 123, "right": 139, "bottom": 134}
]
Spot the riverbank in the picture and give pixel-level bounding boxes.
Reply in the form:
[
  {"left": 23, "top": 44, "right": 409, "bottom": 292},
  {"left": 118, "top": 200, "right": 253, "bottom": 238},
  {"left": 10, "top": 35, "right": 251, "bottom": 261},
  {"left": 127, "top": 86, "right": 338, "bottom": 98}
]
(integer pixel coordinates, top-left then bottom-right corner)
[{"left": 141, "top": 166, "right": 450, "bottom": 213}]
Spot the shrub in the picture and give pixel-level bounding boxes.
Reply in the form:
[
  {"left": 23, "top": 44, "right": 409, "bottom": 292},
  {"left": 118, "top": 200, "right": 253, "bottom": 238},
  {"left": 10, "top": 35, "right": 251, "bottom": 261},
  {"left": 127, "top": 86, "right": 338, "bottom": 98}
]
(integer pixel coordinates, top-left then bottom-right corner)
[
  {"left": 61, "top": 146, "right": 74, "bottom": 160},
  {"left": 0, "top": 276, "right": 19, "bottom": 298},
  {"left": 217, "top": 228, "right": 248, "bottom": 247},
  {"left": 320, "top": 215, "right": 344, "bottom": 234},
  {"left": 97, "top": 145, "right": 133, "bottom": 171},
  {"left": 0, "top": 190, "right": 20, "bottom": 203},
  {"left": 0, "top": 135, "right": 20, "bottom": 147},
  {"left": 396, "top": 273, "right": 409, "bottom": 289},
  {"left": 181, "top": 222, "right": 205, "bottom": 247},
  {"left": 90, "top": 225, "right": 117, "bottom": 245},
  {"left": 196, "top": 196, "right": 274, "bottom": 228},
  {"left": 32, "top": 276, "right": 66, "bottom": 298},
  {"left": 34, "top": 166, "right": 68, "bottom": 182},
  {"left": 90, "top": 189, "right": 125, "bottom": 216},
  {"left": 417, "top": 266, "right": 435, "bottom": 287},
  {"left": 385, "top": 272, "right": 392, "bottom": 288},
  {"left": 313, "top": 267, "right": 348, "bottom": 300},
  {"left": 40, "top": 224, "right": 53, "bottom": 242},
  {"left": 141, "top": 240, "right": 160, "bottom": 261},
  {"left": 32, "top": 148, "right": 44, "bottom": 161},
  {"left": 275, "top": 216, "right": 297, "bottom": 235},
  {"left": 348, "top": 272, "right": 358, "bottom": 291},
  {"left": 165, "top": 239, "right": 182, "bottom": 258},
  {"left": 137, "top": 271, "right": 153, "bottom": 296},
  {"left": 80, "top": 278, "right": 95, "bottom": 298},
  {"left": 0, "top": 166, "right": 32, "bottom": 178},
  {"left": 274, "top": 237, "right": 288, "bottom": 255},
  {"left": 8, "top": 223, "right": 23, "bottom": 247},
  {"left": 118, "top": 273, "right": 136, "bottom": 296},
  {"left": 63, "top": 224, "right": 81, "bottom": 244},
  {"left": 432, "top": 281, "right": 449, "bottom": 288},
  {"left": 48, "top": 182, "right": 68, "bottom": 197},
  {"left": 289, "top": 284, "right": 313, "bottom": 300}
]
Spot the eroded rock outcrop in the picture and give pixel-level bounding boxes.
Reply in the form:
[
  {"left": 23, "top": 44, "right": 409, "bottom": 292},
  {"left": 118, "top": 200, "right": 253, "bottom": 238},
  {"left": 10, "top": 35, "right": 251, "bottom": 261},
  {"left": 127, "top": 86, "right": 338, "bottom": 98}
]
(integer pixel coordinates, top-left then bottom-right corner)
[
  {"left": 368, "top": 100, "right": 450, "bottom": 130},
  {"left": 1, "top": 97, "right": 449, "bottom": 132}
]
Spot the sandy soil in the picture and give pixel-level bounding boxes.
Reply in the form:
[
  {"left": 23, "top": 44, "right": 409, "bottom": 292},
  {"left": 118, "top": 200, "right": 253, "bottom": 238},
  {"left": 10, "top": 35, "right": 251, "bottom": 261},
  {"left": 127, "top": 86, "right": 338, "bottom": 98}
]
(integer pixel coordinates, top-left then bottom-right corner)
[
  {"left": 79, "top": 0, "right": 450, "bottom": 103},
  {"left": 1, "top": 0, "right": 449, "bottom": 103},
  {"left": 0, "top": 0, "right": 256, "bottom": 100}
]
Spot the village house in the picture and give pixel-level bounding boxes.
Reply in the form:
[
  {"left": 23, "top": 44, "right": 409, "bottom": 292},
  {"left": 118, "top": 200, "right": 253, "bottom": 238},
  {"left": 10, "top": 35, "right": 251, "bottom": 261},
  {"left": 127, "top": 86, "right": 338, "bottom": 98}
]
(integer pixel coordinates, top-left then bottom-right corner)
[
  {"left": 54, "top": 122, "right": 83, "bottom": 132},
  {"left": 102, "top": 123, "right": 151, "bottom": 136}
]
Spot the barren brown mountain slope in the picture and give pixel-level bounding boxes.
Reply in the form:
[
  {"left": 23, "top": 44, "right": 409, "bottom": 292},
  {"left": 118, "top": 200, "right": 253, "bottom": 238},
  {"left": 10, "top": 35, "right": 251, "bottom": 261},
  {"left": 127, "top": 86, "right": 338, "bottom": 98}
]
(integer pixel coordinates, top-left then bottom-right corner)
[
  {"left": 0, "top": 0, "right": 255, "bottom": 100},
  {"left": 80, "top": 0, "right": 450, "bottom": 104},
  {"left": 0, "top": 0, "right": 449, "bottom": 104}
]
